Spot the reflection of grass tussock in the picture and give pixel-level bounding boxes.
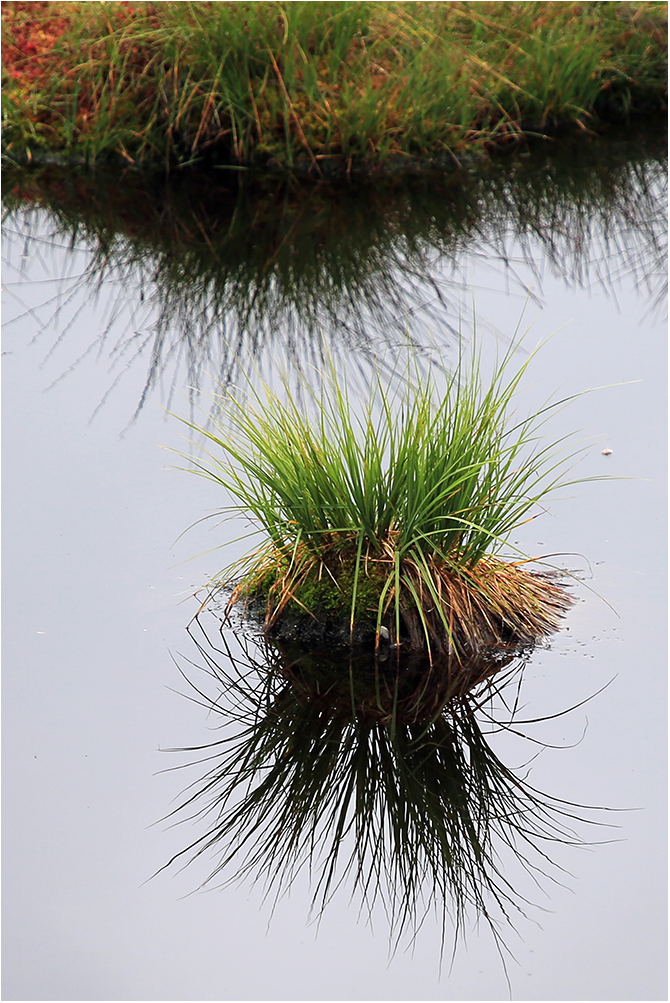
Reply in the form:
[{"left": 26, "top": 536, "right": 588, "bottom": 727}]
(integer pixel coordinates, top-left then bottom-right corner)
[
  {"left": 179, "top": 344, "right": 585, "bottom": 658},
  {"left": 160, "top": 617, "right": 611, "bottom": 962},
  {"left": 272, "top": 639, "right": 518, "bottom": 724},
  {"left": 2, "top": 1, "right": 666, "bottom": 169}
]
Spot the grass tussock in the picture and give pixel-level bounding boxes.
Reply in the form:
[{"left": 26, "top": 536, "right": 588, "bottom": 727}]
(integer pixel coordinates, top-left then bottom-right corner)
[
  {"left": 178, "top": 339, "right": 595, "bottom": 660},
  {"left": 2, "top": 1, "right": 666, "bottom": 170}
]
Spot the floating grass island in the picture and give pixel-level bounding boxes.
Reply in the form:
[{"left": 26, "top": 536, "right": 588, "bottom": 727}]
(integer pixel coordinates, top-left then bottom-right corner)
[
  {"left": 3, "top": 1, "right": 666, "bottom": 174},
  {"left": 179, "top": 340, "right": 597, "bottom": 684}
]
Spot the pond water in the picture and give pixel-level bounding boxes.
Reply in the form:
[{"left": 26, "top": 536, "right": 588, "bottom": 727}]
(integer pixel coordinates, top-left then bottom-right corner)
[{"left": 2, "top": 129, "right": 667, "bottom": 1001}]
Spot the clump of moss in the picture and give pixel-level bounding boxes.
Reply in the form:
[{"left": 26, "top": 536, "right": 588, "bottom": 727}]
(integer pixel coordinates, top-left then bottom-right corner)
[{"left": 251, "top": 550, "right": 386, "bottom": 617}]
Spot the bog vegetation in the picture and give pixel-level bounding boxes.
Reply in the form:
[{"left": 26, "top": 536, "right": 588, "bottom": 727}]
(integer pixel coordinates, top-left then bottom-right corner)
[
  {"left": 177, "top": 341, "right": 599, "bottom": 660},
  {"left": 2, "top": 1, "right": 667, "bottom": 171}
]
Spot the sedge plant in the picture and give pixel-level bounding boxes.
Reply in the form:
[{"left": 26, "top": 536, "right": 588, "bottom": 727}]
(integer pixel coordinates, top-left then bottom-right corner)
[{"left": 176, "top": 333, "right": 600, "bottom": 662}]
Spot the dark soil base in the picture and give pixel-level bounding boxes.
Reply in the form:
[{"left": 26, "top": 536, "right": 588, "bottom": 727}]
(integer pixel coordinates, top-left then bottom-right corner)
[
  {"left": 5, "top": 113, "right": 666, "bottom": 179},
  {"left": 245, "top": 580, "right": 555, "bottom": 663},
  {"left": 265, "top": 607, "right": 379, "bottom": 650}
]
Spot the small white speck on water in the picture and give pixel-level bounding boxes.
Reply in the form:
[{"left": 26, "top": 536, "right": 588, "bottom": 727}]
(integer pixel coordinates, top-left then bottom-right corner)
[{"left": 601, "top": 448, "right": 613, "bottom": 455}]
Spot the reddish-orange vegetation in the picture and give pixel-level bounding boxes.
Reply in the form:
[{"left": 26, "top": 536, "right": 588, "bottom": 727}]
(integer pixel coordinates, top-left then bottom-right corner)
[
  {"left": 2, "top": 1, "right": 666, "bottom": 168},
  {"left": 2, "top": 1, "right": 161, "bottom": 153},
  {"left": 2, "top": 1, "right": 74, "bottom": 89}
]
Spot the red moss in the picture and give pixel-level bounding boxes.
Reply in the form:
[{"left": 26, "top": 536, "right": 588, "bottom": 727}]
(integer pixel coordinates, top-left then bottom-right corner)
[{"left": 2, "top": 1, "right": 74, "bottom": 90}]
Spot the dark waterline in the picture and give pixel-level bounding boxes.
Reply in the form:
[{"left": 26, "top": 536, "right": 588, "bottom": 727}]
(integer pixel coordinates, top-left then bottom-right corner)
[{"left": 3, "top": 125, "right": 666, "bottom": 423}]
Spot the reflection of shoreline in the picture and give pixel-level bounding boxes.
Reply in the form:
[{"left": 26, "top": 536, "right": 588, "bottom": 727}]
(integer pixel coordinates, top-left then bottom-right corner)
[
  {"left": 157, "top": 612, "right": 612, "bottom": 967},
  {"left": 3, "top": 129, "right": 666, "bottom": 419}
]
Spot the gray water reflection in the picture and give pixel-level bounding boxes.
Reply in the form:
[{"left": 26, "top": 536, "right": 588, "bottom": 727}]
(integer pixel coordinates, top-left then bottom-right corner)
[
  {"left": 161, "top": 614, "right": 611, "bottom": 979},
  {"left": 2, "top": 128, "right": 667, "bottom": 1001},
  {"left": 2, "top": 128, "right": 666, "bottom": 423}
]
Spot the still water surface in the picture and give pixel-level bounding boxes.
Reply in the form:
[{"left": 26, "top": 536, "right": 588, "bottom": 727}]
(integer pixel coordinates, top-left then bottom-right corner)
[{"left": 2, "top": 134, "right": 667, "bottom": 1001}]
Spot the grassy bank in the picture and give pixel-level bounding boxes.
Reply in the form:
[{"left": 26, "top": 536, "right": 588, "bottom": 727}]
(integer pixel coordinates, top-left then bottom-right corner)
[{"left": 3, "top": 1, "right": 666, "bottom": 172}]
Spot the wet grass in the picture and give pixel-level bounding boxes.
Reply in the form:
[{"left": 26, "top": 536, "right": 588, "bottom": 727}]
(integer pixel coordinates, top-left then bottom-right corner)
[
  {"left": 3, "top": 1, "right": 666, "bottom": 170},
  {"left": 175, "top": 336, "right": 600, "bottom": 658}
]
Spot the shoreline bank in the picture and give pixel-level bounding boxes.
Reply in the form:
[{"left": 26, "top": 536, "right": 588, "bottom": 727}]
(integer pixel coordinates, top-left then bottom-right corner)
[{"left": 3, "top": 1, "right": 666, "bottom": 176}]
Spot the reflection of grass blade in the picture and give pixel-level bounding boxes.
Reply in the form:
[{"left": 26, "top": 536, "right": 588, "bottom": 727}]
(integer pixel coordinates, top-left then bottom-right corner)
[{"left": 158, "top": 618, "right": 613, "bottom": 964}]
